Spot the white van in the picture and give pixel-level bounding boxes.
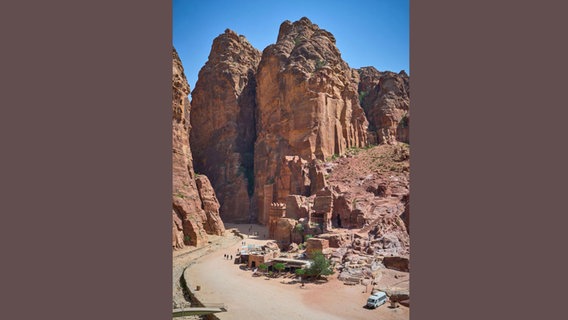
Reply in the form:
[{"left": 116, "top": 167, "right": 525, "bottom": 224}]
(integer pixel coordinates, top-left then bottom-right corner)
[{"left": 366, "top": 291, "right": 387, "bottom": 309}]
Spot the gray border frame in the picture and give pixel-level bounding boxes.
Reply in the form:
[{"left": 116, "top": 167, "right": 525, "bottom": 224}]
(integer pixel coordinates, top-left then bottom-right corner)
[
  {"left": 411, "top": 0, "right": 568, "bottom": 319},
  {"left": 1, "top": 1, "right": 172, "bottom": 319},
  {"left": 2, "top": 0, "right": 567, "bottom": 319}
]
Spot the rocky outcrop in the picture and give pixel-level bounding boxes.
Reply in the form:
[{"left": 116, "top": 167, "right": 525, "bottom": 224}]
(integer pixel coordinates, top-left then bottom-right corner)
[
  {"left": 285, "top": 195, "right": 310, "bottom": 220},
  {"left": 357, "top": 67, "right": 409, "bottom": 145},
  {"left": 254, "top": 17, "right": 369, "bottom": 224},
  {"left": 319, "top": 145, "right": 410, "bottom": 256},
  {"left": 383, "top": 255, "right": 410, "bottom": 272},
  {"left": 273, "top": 218, "right": 297, "bottom": 250},
  {"left": 190, "top": 29, "right": 261, "bottom": 223},
  {"left": 172, "top": 48, "right": 225, "bottom": 248},
  {"left": 195, "top": 175, "right": 225, "bottom": 235},
  {"left": 312, "top": 188, "right": 334, "bottom": 232},
  {"left": 305, "top": 238, "right": 330, "bottom": 258},
  {"left": 277, "top": 156, "right": 311, "bottom": 200},
  {"left": 317, "top": 232, "right": 351, "bottom": 248}
]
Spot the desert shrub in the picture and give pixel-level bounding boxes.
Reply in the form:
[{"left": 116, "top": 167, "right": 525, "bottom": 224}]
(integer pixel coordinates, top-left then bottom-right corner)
[{"left": 306, "top": 251, "right": 334, "bottom": 278}]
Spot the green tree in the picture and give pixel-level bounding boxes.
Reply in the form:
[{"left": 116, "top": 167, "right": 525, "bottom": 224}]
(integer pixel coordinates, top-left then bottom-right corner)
[
  {"left": 258, "top": 263, "right": 268, "bottom": 273},
  {"left": 274, "top": 262, "right": 286, "bottom": 276},
  {"left": 306, "top": 251, "right": 334, "bottom": 279}
]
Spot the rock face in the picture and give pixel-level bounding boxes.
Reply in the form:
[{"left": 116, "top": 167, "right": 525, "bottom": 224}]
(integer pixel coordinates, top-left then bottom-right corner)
[
  {"left": 285, "top": 195, "right": 310, "bottom": 220},
  {"left": 305, "top": 238, "right": 330, "bottom": 258},
  {"left": 317, "top": 232, "right": 351, "bottom": 248},
  {"left": 190, "top": 29, "right": 261, "bottom": 222},
  {"left": 312, "top": 188, "right": 334, "bottom": 232},
  {"left": 172, "top": 48, "right": 225, "bottom": 248},
  {"left": 383, "top": 256, "right": 410, "bottom": 272},
  {"left": 254, "top": 17, "right": 369, "bottom": 224},
  {"left": 273, "top": 218, "right": 297, "bottom": 250},
  {"left": 323, "top": 145, "right": 410, "bottom": 255},
  {"left": 357, "top": 67, "right": 409, "bottom": 145},
  {"left": 195, "top": 175, "right": 224, "bottom": 236}
]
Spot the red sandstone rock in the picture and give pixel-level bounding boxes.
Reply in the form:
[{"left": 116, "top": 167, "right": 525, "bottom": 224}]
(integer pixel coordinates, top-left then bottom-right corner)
[
  {"left": 382, "top": 256, "right": 410, "bottom": 272},
  {"left": 357, "top": 67, "right": 409, "bottom": 145},
  {"left": 195, "top": 175, "right": 225, "bottom": 236},
  {"left": 277, "top": 156, "right": 311, "bottom": 200},
  {"left": 172, "top": 48, "right": 225, "bottom": 248},
  {"left": 305, "top": 238, "right": 330, "bottom": 258},
  {"left": 190, "top": 29, "right": 261, "bottom": 222},
  {"left": 317, "top": 233, "right": 351, "bottom": 248},
  {"left": 285, "top": 195, "right": 310, "bottom": 220},
  {"left": 254, "top": 17, "right": 369, "bottom": 224},
  {"left": 312, "top": 188, "right": 334, "bottom": 232},
  {"left": 273, "top": 218, "right": 297, "bottom": 250}
]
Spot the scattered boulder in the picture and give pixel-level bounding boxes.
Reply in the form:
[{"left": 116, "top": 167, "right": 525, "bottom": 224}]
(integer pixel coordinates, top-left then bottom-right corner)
[
  {"left": 288, "top": 243, "right": 299, "bottom": 252},
  {"left": 382, "top": 255, "right": 410, "bottom": 272},
  {"left": 317, "top": 233, "right": 350, "bottom": 248},
  {"left": 305, "top": 238, "right": 330, "bottom": 258},
  {"left": 273, "top": 218, "right": 297, "bottom": 249}
]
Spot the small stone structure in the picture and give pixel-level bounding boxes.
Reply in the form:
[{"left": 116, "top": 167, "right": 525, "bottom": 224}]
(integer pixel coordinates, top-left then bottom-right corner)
[
  {"left": 305, "top": 238, "right": 329, "bottom": 258},
  {"left": 268, "top": 202, "right": 286, "bottom": 239},
  {"left": 311, "top": 188, "right": 333, "bottom": 232},
  {"left": 247, "top": 251, "right": 274, "bottom": 269},
  {"left": 239, "top": 243, "right": 280, "bottom": 269}
]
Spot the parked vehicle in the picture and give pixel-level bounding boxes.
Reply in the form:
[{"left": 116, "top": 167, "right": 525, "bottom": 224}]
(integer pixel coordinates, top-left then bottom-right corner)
[{"left": 366, "top": 291, "right": 387, "bottom": 309}]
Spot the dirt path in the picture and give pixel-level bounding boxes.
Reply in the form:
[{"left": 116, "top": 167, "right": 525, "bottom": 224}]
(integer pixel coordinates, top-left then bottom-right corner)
[
  {"left": 181, "top": 224, "right": 409, "bottom": 319},
  {"left": 172, "top": 229, "right": 242, "bottom": 306}
]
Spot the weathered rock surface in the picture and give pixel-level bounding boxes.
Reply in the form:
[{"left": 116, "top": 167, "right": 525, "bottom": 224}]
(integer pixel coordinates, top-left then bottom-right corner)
[
  {"left": 317, "top": 232, "right": 351, "bottom": 248},
  {"left": 323, "top": 145, "right": 409, "bottom": 255},
  {"left": 383, "top": 256, "right": 410, "bottom": 272},
  {"left": 195, "top": 175, "right": 225, "bottom": 235},
  {"left": 172, "top": 48, "right": 224, "bottom": 248},
  {"left": 285, "top": 195, "right": 310, "bottom": 220},
  {"left": 305, "top": 237, "right": 330, "bottom": 258},
  {"left": 357, "top": 67, "right": 409, "bottom": 145},
  {"left": 277, "top": 156, "right": 311, "bottom": 200},
  {"left": 273, "top": 218, "right": 297, "bottom": 249},
  {"left": 288, "top": 242, "right": 299, "bottom": 252},
  {"left": 312, "top": 188, "right": 334, "bottom": 232},
  {"left": 191, "top": 29, "right": 261, "bottom": 223},
  {"left": 254, "top": 17, "right": 369, "bottom": 224}
]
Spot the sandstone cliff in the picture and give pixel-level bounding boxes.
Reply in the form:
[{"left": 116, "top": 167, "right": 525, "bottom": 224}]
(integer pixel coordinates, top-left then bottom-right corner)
[
  {"left": 191, "top": 29, "right": 261, "bottom": 222},
  {"left": 254, "top": 17, "right": 369, "bottom": 224},
  {"left": 172, "top": 48, "right": 225, "bottom": 249},
  {"left": 357, "top": 67, "right": 410, "bottom": 144}
]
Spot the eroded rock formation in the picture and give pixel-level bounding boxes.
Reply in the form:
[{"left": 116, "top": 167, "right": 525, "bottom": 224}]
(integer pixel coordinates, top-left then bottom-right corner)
[
  {"left": 195, "top": 175, "right": 225, "bottom": 236},
  {"left": 305, "top": 238, "right": 330, "bottom": 258},
  {"left": 191, "top": 29, "right": 261, "bottom": 222},
  {"left": 172, "top": 48, "right": 224, "bottom": 248},
  {"left": 254, "top": 17, "right": 369, "bottom": 224},
  {"left": 357, "top": 67, "right": 410, "bottom": 144},
  {"left": 285, "top": 195, "right": 310, "bottom": 220}
]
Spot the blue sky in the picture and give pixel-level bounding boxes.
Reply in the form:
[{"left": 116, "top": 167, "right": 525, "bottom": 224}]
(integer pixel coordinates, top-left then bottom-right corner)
[{"left": 173, "top": 0, "right": 409, "bottom": 93}]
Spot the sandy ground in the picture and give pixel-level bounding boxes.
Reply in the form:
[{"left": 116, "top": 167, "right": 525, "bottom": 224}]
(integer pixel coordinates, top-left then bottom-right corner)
[
  {"left": 179, "top": 224, "right": 409, "bottom": 320},
  {"left": 173, "top": 231, "right": 242, "bottom": 307}
]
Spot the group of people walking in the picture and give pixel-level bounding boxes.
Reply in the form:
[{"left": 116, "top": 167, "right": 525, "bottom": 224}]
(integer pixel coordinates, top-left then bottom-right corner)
[{"left": 223, "top": 253, "right": 233, "bottom": 260}]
